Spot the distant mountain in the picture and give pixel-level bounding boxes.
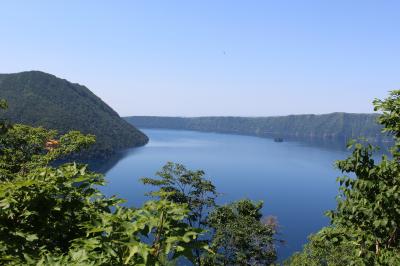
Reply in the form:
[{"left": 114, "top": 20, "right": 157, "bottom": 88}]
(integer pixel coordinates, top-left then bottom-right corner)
[
  {"left": 125, "top": 114, "right": 390, "bottom": 144},
  {"left": 0, "top": 71, "right": 148, "bottom": 158}
]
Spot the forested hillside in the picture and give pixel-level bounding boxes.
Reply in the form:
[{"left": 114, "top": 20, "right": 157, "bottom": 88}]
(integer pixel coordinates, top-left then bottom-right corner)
[
  {"left": 0, "top": 71, "right": 148, "bottom": 158},
  {"left": 126, "top": 113, "right": 388, "bottom": 143}
]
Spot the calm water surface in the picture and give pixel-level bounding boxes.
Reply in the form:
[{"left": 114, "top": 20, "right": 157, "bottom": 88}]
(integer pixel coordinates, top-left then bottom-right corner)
[{"left": 101, "top": 128, "right": 349, "bottom": 259}]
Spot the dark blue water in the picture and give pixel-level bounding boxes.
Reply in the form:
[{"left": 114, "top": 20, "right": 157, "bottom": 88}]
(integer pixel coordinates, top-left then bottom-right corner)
[{"left": 101, "top": 128, "right": 348, "bottom": 259}]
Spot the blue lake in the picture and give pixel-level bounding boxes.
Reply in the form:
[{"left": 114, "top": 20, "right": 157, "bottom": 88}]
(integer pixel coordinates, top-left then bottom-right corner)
[{"left": 101, "top": 128, "right": 349, "bottom": 259}]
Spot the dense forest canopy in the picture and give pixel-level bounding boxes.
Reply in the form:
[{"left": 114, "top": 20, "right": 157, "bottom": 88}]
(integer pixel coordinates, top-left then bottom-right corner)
[
  {"left": 126, "top": 113, "right": 388, "bottom": 144},
  {"left": 0, "top": 71, "right": 148, "bottom": 159}
]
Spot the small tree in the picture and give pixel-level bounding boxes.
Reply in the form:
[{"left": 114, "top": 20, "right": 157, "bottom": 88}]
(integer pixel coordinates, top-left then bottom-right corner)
[
  {"left": 141, "top": 162, "right": 218, "bottom": 264},
  {"left": 203, "top": 199, "right": 277, "bottom": 266},
  {"left": 323, "top": 91, "right": 400, "bottom": 264},
  {"left": 142, "top": 162, "right": 218, "bottom": 228},
  {"left": 288, "top": 90, "right": 400, "bottom": 265}
]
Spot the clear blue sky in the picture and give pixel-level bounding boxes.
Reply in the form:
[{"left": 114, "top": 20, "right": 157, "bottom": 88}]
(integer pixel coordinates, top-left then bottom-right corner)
[{"left": 1, "top": 1, "right": 399, "bottom": 116}]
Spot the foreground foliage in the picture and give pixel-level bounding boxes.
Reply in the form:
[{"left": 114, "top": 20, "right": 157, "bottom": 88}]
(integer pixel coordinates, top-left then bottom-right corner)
[
  {"left": 287, "top": 90, "right": 400, "bottom": 265},
  {"left": 203, "top": 200, "right": 277, "bottom": 265},
  {"left": 142, "top": 163, "right": 278, "bottom": 265},
  {"left": 0, "top": 103, "right": 203, "bottom": 265}
]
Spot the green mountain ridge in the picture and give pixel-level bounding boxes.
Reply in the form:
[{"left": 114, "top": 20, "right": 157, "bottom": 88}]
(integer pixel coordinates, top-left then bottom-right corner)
[
  {"left": 0, "top": 71, "right": 148, "bottom": 158},
  {"left": 125, "top": 114, "right": 389, "bottom": 143}
]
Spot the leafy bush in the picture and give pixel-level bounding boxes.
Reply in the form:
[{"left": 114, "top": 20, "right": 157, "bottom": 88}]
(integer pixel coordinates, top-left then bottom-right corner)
[
  {"left": 141, "top": 163, "right": 278, "bottom": 265},
  {"left": 286, "top": 90, "right": 400, "bottom": 265},
  {"left": 0, "top": 102, "right": 203, "bottom": 265},
  {"left": 203, "top": 199, "right": 277, "bottom": 266}
]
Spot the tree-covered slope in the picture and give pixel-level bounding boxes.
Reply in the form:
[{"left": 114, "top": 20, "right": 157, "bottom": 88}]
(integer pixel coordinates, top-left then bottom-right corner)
[
  {"left": 0, "top": 71, "right": 148, "bottom": 158},
  {"left": 125, "top": 114, "right": 388, "bottom": 143}
]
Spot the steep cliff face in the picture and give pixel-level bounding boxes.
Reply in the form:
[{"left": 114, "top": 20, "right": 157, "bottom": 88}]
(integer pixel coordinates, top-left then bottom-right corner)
[
  {"left": 0, "top": 71, "right": 148, "bottom": 158},
  {"left": 125, "top": 113, "right": 388, "bottom": 143}
]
